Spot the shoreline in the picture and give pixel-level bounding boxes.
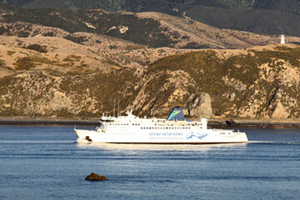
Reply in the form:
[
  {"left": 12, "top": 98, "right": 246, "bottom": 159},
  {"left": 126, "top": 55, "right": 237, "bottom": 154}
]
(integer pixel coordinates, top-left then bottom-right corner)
[
  {"left": 208, "top": 118, "right": 300, "bottom": 129},
  {"left": 0, "top": 117, "right": 300, "bottom": 128}
]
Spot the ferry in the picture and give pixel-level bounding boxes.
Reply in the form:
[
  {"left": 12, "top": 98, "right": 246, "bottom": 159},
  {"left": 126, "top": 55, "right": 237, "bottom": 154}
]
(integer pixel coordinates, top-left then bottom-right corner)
[{"left": 74, "top": 108, "right": 248, "bottom": 144}]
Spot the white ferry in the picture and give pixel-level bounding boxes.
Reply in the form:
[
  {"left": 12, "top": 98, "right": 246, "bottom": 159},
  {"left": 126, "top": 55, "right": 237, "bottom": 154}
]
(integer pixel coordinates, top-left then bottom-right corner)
[{"left": 74, "top": 108, "right": 248, "bottom": 144}]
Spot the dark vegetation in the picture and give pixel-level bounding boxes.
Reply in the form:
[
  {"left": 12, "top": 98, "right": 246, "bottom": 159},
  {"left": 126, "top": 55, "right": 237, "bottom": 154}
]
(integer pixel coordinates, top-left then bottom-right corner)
[
  {"left": 64, "top": 35, "right": 88, "bottom": 44},
  {"left": 0, "top": 59, "right": 4, "bottom": 67},
  {"left": 0, "top": 5, "right": 174, "bottom": 48},
  {"left": 15, "top": 57, "right": 36, "bottom": 70},
  {"left": 186, "top": 6, "right": 300, "bottom": 37},
  {"left": 24, "top": 44, "right": 47, "bottom": 53},
  {"left": 2, "top": 0, "right": 300, "bottom": 36}
]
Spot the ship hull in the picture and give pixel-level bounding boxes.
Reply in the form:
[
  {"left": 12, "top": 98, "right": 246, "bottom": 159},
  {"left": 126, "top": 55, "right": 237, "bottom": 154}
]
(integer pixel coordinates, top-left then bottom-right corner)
[{"left": 74, "top": 128, "right": 248, "bottom": 144}]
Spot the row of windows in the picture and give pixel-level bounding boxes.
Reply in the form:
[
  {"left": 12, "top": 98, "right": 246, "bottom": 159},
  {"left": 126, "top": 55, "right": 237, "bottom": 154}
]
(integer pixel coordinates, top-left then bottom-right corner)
[
  {"left": 109, "top": 123, "right": 140, "bottom": 126},
  {"left": 107, "top": 123, "right": 194, "bottom": 129},
  {"left": 141, "top": 127, "right": 191, "bottom": 130}
]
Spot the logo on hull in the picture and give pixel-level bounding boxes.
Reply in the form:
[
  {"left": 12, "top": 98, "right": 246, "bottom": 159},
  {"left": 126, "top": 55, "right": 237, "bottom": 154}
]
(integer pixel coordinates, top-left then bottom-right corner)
[{"left": 186, "top": 132, "right": 208, "bottom": 140}]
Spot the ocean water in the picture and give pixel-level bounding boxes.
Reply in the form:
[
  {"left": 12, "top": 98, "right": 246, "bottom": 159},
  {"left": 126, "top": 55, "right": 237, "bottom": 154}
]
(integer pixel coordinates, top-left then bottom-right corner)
[{"left": 0, "top": 126, "right": 299, "bottom": 200}]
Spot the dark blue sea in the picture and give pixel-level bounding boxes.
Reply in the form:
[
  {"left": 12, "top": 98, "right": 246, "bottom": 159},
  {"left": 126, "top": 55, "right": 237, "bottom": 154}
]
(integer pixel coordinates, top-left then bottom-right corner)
[{"left": 0, "top": 126, "right": 299, "bottom": 200}]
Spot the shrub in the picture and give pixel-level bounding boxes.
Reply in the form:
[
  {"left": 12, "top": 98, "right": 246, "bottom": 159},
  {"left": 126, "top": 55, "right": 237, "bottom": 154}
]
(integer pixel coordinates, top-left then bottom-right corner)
[
  {"left": 15, "top": 57, "right": 36, "bottom": 70},
  {"left": 24, "top": 44, "right": 48, "bottom": 53}
]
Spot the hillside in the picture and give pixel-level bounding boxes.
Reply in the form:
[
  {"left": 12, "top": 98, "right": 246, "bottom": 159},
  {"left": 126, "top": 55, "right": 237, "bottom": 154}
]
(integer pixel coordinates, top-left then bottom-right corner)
[
  {"left": 1, "top": 6, "right": 300, "bottom": 120},
  {"left": 1, "top": 25, "right": 300, "bottom": 119},
  {"left": 2, "top": 0, "right": 300, "bottom": 36},
  {"left": 1, "top": 5, "right": 300, "bottom": 49},
  {"left": 0, "top": 0, "right": 254, "bottom": 10}
]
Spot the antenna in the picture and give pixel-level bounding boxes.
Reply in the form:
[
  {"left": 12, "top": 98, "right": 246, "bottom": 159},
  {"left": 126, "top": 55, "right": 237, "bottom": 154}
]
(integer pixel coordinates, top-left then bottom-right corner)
[
  {"left": 113, "top": 98, "right": 115, "bottom": 117},
  {"left": 117, "top": 100, "right": 120, "bottom": 117}
]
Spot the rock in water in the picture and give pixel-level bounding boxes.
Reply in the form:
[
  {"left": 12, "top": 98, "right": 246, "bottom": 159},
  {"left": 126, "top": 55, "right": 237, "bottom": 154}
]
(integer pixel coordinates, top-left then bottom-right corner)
[{"left": 85, "top": 173, "right": 107, "bottom": 181}]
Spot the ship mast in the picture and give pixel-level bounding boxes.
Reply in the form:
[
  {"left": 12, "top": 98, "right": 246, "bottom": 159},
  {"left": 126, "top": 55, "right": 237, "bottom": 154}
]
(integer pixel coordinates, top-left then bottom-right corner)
[
  {"left": 117, "top": 100, "right": 120, "bottom": 117},
  {"left": 113, "top": 98, "right": 115, "bottom": 117}
]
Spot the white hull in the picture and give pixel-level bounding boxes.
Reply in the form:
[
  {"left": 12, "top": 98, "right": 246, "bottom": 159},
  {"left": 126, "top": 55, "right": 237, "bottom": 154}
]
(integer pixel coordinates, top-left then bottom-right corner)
[{"left": 75, "top": 128, "right": 248, "bottom": 144}]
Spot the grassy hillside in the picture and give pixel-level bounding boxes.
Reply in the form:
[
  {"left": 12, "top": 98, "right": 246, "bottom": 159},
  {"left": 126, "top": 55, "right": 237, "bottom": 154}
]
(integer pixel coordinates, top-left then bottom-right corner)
[{"left": 1, "top": 39, "right": 299, "bottom": 119}]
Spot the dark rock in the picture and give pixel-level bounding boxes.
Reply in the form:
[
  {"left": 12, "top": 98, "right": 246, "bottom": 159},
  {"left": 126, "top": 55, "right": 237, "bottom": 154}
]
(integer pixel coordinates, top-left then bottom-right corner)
[
  {"left": 226, "top": 120, "right": 237, "bottom": 126},
  {"left": 85, "top": 173, "right": 107, "bottom": 181},
  {"left": 187, "top": 93, "right": 212, "bottom": 118}
]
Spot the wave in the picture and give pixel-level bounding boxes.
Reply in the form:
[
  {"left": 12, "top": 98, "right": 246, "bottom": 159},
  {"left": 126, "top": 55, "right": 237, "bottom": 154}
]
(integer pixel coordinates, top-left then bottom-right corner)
[
  {"left": 249, "top": 141, "right": 300, "bottom": 145},
  {"left": 0, "top": 140, "right": 75, "bottom": 144}
]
